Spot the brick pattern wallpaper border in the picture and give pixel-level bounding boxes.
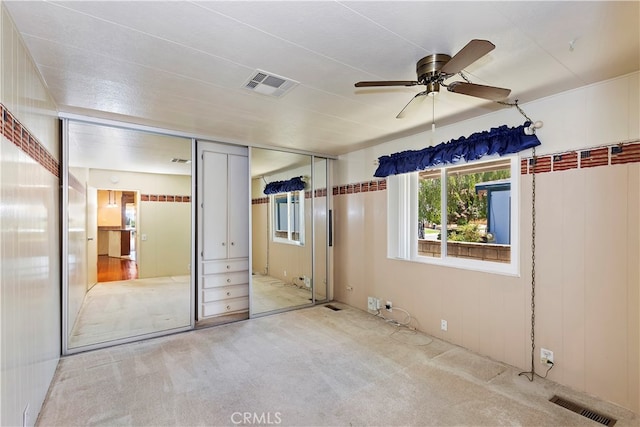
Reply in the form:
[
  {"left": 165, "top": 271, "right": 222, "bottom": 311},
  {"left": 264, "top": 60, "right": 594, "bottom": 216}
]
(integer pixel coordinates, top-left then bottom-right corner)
[
  {"left": 332, "top": 140, "right": 640, "bottom": 194},
  {"left": 333, "top": 179, "right": 387, "bottom": 195},
  {"left": 252, "top": 188, "right": 328, "bottom": 204},
  {"left": 1, "top": 103, "right": 59, "bottom": 177},
  {"left": 252, "top": 197, "right": 269, "bottom": 205},
  {"left": 140, "top": 194, "right": 191, "bottom": 202}
]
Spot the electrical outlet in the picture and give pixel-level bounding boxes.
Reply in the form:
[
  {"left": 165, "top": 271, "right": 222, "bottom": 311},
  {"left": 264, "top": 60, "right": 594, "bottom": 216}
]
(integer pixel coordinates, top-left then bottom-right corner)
[
  {"left": 440, "top": 319, "right": 448, "bottom": 331},
  {"left": 284, "top": 270, "right": 287, "bottom": 277},
  {"left": 304, "top": 276, "right": 311, "bottom": 287},
  {"left": 367, "top": 297, "right": 378, "bottom": 311},
  {"left": 386, "top": 301, "right": 392, "bottom": 311},
  {"left": 540, "top": 348, "right": 554, "bottom": 365}
]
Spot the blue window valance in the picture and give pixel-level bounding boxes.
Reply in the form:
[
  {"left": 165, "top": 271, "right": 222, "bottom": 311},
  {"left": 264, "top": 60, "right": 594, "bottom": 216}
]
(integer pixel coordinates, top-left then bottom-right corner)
[
  {"left": 374, "top": 122, "right": 541, "bottom": 178},
  {"left": 263, "top": 176, "right": 306, "bottom": 195}
]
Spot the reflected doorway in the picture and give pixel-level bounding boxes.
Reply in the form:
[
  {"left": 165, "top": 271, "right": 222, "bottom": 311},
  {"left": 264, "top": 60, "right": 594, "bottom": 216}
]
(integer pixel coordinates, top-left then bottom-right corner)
[
  {"left": 63, "top": 120, "right": 194, "bottom": 353},
  {"left": 96, "top": 189, "right": 138, "bottom": 283}
]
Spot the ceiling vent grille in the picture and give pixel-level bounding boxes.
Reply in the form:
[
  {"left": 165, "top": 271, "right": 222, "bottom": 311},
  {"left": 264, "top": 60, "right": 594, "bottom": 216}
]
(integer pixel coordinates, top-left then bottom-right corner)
[{"left": 243, "top": 69, "right": 298, "bottom": 97}]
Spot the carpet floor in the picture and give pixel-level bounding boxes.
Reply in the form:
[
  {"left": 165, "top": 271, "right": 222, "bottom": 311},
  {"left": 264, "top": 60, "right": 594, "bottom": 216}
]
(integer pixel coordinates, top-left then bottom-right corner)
[
  {"left": 251, "top": 274, "right": 312, "bottom": 314},
  {"left": 68, "top": 276, "right": 191, "bottom": 349},
  {"left": 41, "top": 303, "right": 637, "bottom": 426}
]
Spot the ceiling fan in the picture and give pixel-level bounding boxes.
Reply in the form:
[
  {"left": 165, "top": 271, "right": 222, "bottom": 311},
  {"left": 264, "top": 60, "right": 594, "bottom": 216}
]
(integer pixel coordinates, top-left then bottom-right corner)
[{"left": 354, "top": 39, "right": 511, "bottom": 118}]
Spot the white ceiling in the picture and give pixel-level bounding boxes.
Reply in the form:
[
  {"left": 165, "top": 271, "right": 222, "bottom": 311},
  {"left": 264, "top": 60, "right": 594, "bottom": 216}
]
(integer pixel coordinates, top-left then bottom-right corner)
[{"left": 5, "top": 1, "right": 639, "bottom": 175}]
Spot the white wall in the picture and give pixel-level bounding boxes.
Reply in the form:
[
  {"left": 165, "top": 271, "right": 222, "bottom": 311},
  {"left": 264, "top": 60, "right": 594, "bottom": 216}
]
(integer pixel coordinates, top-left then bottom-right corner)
[
  {"left": 334, "top": 72, "right": 640, "bottom": 413},
  {"left": 0, "top": 4, "right": 61, "bottom": 426},
  {"left": 337, "top": 73, "right": 639, "bottom": 185}
]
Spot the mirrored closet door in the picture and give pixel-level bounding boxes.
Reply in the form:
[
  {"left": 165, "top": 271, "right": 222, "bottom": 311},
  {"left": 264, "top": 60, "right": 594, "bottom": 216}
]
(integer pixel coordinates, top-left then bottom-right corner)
[
  {"left": 63, "top": 120, "right": 194, "bottom": 354},
  {"left": 250, "top": 148, "right": 329, "bottom": 315}
]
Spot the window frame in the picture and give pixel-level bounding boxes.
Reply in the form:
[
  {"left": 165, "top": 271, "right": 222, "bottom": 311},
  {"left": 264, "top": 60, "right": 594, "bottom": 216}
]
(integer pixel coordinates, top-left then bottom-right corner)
[
  {"left": 271, "top": 190, "right": 305, "bottom": 246},
  {"left": 387, "top": 155, "right": 520, "bottom": 276}
]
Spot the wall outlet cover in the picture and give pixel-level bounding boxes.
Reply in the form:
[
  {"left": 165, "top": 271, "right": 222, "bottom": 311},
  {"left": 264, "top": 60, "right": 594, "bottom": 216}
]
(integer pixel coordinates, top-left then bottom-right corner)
[
  {"left": 441, "top": 319, "right": 448, "bottom": 331},
  {"left": 540, "top": 348, "right": 554, "bottom": 365}
]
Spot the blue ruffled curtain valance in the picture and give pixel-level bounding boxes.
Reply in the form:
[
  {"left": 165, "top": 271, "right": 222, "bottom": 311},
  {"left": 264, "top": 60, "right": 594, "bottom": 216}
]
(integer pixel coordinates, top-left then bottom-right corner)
[
  {"left": 374, "top": 122, "right": 541, "bottom": 178},
  {"left": 263, "top": 176, "right": 306, "bottom": 195}
]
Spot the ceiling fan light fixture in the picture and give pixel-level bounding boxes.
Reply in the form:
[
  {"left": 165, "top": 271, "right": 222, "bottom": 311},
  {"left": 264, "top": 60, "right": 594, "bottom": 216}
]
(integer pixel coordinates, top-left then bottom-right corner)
[
  {"left": 354, "top": 39, "right": 511, "bottom": 118},
  {"left": 426, "top": 82, "right": 440, "bottom": 95}
]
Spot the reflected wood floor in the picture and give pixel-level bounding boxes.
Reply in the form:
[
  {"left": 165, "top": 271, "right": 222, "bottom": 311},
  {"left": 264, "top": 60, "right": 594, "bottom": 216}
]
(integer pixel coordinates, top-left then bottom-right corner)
[{"left": 98, "top": 255, "right": 138, "bottom": 282}]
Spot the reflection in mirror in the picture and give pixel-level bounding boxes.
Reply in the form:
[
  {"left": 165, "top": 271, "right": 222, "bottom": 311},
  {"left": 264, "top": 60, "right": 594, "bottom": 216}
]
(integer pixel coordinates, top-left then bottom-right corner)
[
  {"left": 273, "top": 191, "right": 304, "bottom": 245},
  {"left": 65, "top": 121, "right": 193, "bottom": 352},
  {"left": 251, "top": 149, "right": 315, "bottom": 315}
]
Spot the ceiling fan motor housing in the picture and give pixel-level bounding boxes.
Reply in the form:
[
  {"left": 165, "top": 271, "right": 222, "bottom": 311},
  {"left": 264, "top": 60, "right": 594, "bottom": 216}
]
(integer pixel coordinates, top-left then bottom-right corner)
[{"left": 417, "top": 53, "right": 451, "bottom": 94}]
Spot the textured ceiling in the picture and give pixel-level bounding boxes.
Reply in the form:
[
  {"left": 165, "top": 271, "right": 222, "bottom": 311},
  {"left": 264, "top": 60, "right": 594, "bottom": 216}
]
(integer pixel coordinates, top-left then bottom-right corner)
[{"left": 4, "top": 1, "right": 639, "bottom": 174}]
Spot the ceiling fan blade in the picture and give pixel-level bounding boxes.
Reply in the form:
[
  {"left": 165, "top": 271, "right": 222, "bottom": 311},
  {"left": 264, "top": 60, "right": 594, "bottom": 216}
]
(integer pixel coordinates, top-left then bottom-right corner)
[
  {"left": 396, "top": 91, "right": 429, "bottom": 119},
  {"left": 447, "top": 81, "right": 511, "bottom": 101},
  {"left": 355, "top": 80, "right": 420, "bottom": 87},
  {"left": 440, "top": 39, "right": 495, "bottom": 75}
]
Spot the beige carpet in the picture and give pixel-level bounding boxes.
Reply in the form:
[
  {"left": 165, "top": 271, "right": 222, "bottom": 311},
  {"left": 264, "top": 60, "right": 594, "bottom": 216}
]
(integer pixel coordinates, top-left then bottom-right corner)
[
  {"left": 41, "top": 304, "right": 637, "bottom": 426},
  {"left": 68, "top": 276, "right": 191, "bottom": 349},
  {"left": 251, "top": 274, "right": 312, "bottom": 314}
]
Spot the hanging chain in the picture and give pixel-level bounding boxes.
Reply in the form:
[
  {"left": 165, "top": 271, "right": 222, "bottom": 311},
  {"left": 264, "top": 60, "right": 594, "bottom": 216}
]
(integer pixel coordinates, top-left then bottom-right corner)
[
  {"left": 458, "top": 71, "right": 472, "bottom": 84},
  {"left": 520, "top": 146, "right": 537, "bottom": 381},
  {"left": 497, "top": 99, "right": 533, "bottom": 123},
  {"left": 495, "top": 96, "right": 539, "bottom": 381}
]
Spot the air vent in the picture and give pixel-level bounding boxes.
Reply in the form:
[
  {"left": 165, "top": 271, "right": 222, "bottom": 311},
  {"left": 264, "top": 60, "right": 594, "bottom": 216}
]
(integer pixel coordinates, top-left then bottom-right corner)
[
  {"left": 171, "top": 158, "right": 191, "bottom": 164},
  {"left": 549, "top": 396, "right": 616, "bottom": 426},
  {"left": 243, "top": 69, "right": 298, "bottom": 97}
]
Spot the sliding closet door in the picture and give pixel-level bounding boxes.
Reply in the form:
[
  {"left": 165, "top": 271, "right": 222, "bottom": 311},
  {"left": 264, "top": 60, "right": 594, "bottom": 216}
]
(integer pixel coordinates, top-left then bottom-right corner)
[
  {"left": 62, "top": 120, "right": 193, "bottom": 354},
  {"left": 249, "top": 149, "right": 331, "bottom": 315}
]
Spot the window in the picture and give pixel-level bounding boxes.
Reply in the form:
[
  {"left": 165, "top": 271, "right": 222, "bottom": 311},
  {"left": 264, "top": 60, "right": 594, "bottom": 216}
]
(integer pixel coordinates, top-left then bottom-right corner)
[
  {"left": 388, "top": 156, "right": 519, "bottom": 275},
  {"left": 272, "top": 190, "right": 304, "bottom": 245}
]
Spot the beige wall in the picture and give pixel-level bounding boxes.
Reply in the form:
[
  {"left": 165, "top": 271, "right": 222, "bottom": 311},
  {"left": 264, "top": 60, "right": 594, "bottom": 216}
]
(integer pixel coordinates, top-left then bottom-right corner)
[
  {"left": 138, "top": 201, "right": 191, "bottom": 278},
  {"left": 251, "top": 167, "right": 329, "bottom": 300},
  {"left": 88, "top": 169, "right": 192, "bottom": 279},
  {"left": 251, "top": 196, "right": 313, "bottom": 286},
  {"left": 334, "top": 73, "right": 640, "bottom": 413},
  {"left": 0, "top": 4, "right": 61, "bottom": 426},
  {"left": 251, "top": 199, "right": 269, "bottom": 275}
]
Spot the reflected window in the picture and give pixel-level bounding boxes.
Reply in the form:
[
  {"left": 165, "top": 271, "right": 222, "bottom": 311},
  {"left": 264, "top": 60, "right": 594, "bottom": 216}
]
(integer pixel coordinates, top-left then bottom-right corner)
[{"left": 272, "top": 190, "right": 304, "bottom": 245}]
